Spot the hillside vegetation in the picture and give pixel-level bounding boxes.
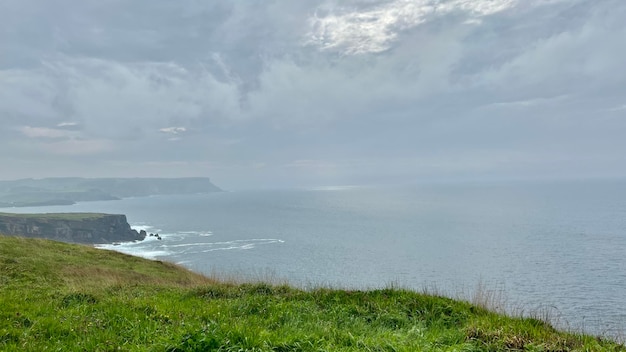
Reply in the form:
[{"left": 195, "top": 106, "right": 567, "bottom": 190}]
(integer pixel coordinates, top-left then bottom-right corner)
[{"left": 0, "top": 235, "right": 623, "bottom": 351}]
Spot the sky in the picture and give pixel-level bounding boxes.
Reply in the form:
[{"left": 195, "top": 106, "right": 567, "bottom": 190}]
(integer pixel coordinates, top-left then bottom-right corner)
[{"left": 1, "top": 0, "right": 625, "bottom": 189}]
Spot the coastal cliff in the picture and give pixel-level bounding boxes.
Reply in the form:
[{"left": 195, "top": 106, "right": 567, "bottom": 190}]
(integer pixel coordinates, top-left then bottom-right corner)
[{"left": 0, "top": 212, "right": 145, "bottom": 244}]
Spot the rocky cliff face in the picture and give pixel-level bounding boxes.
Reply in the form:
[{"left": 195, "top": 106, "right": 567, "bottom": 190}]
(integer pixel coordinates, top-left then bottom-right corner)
[{"left": 0, "top": 213, "right": 145, "bottom": 244}]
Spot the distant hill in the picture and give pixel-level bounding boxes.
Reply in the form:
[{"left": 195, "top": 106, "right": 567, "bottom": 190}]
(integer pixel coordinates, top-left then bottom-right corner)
[{"left": 0, "top": 177, "right": 221, "bottom": 207}]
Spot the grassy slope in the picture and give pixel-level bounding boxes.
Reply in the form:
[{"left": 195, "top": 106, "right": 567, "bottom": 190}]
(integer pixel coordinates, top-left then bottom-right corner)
[{"left": 0, "top": 235, "right": 623, "bottom": 352}]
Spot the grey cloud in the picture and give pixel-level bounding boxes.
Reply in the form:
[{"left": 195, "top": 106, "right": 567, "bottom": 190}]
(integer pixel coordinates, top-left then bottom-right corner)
[
  {"left": 2, "top": 58, "right": 241, "bottom": 139},
  {"left": 1, "top": 0, "right": 625, "bottom": 188}
]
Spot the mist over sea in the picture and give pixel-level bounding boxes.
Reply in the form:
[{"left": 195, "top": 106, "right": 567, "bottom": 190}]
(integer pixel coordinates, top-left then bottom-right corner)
[{"left": 5, "top": 179, "right": 626, "bottom": 338}]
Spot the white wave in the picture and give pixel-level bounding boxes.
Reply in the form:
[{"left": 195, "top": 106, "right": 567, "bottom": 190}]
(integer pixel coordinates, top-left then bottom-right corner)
[
  {"left": 201, "top": 239, "right": 285, "bottom": 252},
  {"left": 165, "top": 242, "right": 215, "bottom": 248},
  {"left": 161, "top": 238, "right": 285, "bottom": 254},
  {"left": 210, "top": 239, "right": 284, "bottom": 245},
  {"left": 178, "top": 231, "right": 214, "bottom": 237},
  {"left": 96, "top": 225, "right": 284, "bottom": 259},
  {"left": 131, "top": 224, "right": 162, "bottom": 233},
  {"left": 307, "top": 185, "right": 362, "bottom": 191},
  {"left": 140, "top": 235, "right": 161, "bottom": 243},
  {"left": 95, "top": 242, "right": 170, "bottom": 260}
]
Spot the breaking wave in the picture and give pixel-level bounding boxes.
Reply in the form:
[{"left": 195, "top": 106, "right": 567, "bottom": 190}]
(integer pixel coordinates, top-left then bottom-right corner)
[{"left": 96, "top": 224, "right": 283, "bottom": 260}]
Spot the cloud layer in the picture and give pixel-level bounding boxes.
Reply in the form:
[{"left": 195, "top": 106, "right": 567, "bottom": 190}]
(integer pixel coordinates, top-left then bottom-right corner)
[{"left": 1, "top": 0, "right": 625, "bottom": 188}]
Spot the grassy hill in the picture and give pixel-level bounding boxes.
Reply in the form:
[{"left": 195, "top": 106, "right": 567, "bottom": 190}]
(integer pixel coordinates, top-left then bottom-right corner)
[{"left": 0, "top": 235, "right": 623, "bottom": 351}]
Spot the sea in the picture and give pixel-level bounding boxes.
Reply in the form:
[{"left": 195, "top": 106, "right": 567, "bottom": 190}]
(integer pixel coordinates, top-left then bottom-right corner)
[{"left": 3, "top": 179, "right": 625, "bottom": 338}]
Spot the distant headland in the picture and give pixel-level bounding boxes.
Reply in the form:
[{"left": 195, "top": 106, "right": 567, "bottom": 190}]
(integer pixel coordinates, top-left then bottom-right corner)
[
  {"left": 0, "top": 177, "right": 222, "bottom": 207},
  {"left": 0, "top": 212, "right": 148, "bottom": 244}
]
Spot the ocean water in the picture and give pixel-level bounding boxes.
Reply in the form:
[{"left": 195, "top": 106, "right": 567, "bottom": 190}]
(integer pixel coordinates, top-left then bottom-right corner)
[{"left": 4, "top": 179, "right": 626, "bottom": 337}]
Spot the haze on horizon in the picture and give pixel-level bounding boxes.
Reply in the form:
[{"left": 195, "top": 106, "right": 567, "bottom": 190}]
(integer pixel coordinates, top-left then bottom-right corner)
[{"left": 1, "top": 0, "right": 625, "bottom": 190}]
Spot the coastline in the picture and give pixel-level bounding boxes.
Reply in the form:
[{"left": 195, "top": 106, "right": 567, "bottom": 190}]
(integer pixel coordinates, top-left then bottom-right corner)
[{"left": 2, "top": 184, "right": 626, "bottom": 340}]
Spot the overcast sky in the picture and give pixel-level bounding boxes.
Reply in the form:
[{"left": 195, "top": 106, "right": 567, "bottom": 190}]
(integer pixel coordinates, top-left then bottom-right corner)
[{"left": 1, "top": 0, "right": 625, "bottom": 189}]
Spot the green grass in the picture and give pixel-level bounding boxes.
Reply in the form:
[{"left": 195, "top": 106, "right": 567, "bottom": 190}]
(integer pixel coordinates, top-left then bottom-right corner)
[
  {"left": 0, "top": 212, "right": 111, "bottom": 221},
  {"left": 0, "top": 235, "right": 623, "bottom": 351}
]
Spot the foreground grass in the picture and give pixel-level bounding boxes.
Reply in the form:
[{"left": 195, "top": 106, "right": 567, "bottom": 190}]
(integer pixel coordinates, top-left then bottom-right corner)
[{"left": 0, "top": 235, "right": 623, "bottom": 351}]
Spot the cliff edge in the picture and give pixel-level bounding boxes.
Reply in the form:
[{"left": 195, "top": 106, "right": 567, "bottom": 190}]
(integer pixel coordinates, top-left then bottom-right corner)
[{"left": 0, "top": 212, "right": 145, "bottom": 244}]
